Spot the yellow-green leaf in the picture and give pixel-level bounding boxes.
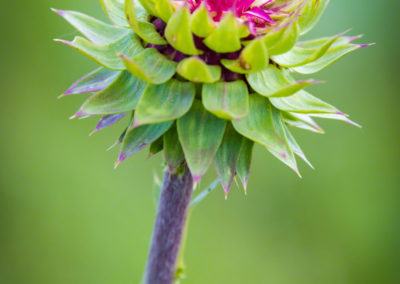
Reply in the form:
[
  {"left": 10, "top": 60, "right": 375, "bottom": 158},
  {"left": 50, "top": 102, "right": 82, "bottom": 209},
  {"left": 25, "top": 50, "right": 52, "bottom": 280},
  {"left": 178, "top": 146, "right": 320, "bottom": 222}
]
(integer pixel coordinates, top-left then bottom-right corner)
[
  {"left": 155, "top": 0, "right": 175, "bottom": 22},
  {"left": 79, "top": 71, "right": 147, "bottom": 115},
  {"left": 118, "top": 121, "right": 173, "bottom": 164},
  {"left": 284, "top": 126, "right": 313, "bottom": 168},
  {"left": 204, "top": 13, "right": 241, "bottom": 53},
  {"left": 272, "top": 32, "right": 341, "bottom": 67},
  {"left": 177, "top": 101, "right": 226, "bottom": 182},
  {"left": 269, "top": 90, "right": 339, "bottom": 113},
  {"left": 202, "top": 81, "right": 249, "bottom": 120},
  {"left": 55, "top": 33, "right": 143, "bottom": 70},
  {"left": 164, "top": 124, "right": 185, "bottom": 172},
  {"left": 149, "top": 136, "right": 164, "bottom": 157},
  {"left": 247, "top": 65, "right": 318, "bottom": 97},
  {"left": 292, "top": 43, "right": 365, "bottom": 74},
  {"left": 221, "top": 38, "right": 268, "bottom": 74},
  {"left": 310, "top": 113, "right": 361, "bottom": 128},
  {"left": 232, "top": 95, "right": 298, "bottom": 174},
  {"left": 165, "top": 7, "right": 202, "bottom": 55},
  {"left": 125, "top": 0, "right": 166, "bottom": 44},
  {"left": 214, "top": 123, "right": 244, "bottom": 195},
  {"left": 190, "top": 3, "right": 214, "bottom": 37},
  {"left": 134, "top": 79, "right": 195, "bottom": 126},
  {"left": 283, "top": 112, "right": 324, "bottom": 134},
  {"left": 62, "top": 67, "right": 121, "bottom": 96},
  {"left": 262, "top": 16, "right": 299, "bottom": 56},
  {"left": 177, "top": 57, "right": 221, "bottom": 83},
  {"left": 137, "top": 0, "right": 159, "bottom": 17},
  {"left": 237, "top": 138, "right": 254, "bottom": 191},
  {"left": 53, "top": 9, "right": 130, "bottom": 45},
  {"left": 120, "top": 48, "right": 177, "bottom": 84},
  {"left": 100, "top": 0, "right": 129, "bottom": 27},
  {"left": 298, "top": 0, "right": 329, "bottom": 35}
]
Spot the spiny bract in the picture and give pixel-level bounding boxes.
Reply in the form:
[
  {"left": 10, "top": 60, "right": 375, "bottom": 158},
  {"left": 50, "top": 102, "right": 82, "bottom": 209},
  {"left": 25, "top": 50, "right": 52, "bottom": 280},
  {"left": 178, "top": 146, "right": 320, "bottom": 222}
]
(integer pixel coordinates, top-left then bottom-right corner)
[{"left": 54, "top": 0, "right": 369, "bottom": 197}]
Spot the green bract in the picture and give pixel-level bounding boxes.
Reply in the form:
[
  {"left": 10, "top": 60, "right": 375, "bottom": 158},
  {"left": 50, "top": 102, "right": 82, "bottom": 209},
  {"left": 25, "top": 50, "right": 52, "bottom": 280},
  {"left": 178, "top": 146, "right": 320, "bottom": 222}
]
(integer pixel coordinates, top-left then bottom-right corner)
[{"left": 54, "top": 0, "right": 369, "bottom": 196}]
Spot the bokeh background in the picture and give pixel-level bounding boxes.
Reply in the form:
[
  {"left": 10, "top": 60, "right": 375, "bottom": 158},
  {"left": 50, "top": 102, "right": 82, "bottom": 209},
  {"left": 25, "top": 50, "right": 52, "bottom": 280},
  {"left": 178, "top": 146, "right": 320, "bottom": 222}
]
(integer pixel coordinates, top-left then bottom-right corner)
[{"left": 1, "top": 1, "right": 399, "bottom": 283}]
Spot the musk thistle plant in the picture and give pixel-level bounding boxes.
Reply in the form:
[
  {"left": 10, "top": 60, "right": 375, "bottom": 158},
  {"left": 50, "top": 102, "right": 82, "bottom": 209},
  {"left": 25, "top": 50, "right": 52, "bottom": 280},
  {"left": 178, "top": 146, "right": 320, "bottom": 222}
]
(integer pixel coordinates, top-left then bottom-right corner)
[{"left": 53, "top": 0, "right": 369, "bottom": 282}]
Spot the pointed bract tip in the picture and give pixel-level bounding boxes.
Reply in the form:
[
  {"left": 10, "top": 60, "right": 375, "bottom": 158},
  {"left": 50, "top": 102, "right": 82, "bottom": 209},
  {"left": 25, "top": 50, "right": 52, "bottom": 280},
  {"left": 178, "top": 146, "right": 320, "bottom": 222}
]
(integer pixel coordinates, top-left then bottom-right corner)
[
  {"left": 193, "top": 175, "right": 203, "bottom": 184},
  {"left": 51, "top": 8, "right": 64, "bottom": 16},
  {"left": 309, "top": 121, "right": 324, "bottom": 133},
  {"left": 63, "top": 89, "right": 75, "bottom": 96},
  {"left": 69, "top": 110, "right": 86, "bottom": 120},
  {"left": 114, "top": 154, "right": 126, "bottom": 168},
  {"left": 89, "top": 129, "right": 97, "bottom": 136},
  {"left": 347, "top": 35, "right": 363, "bottom": 42},
  {"left": 224, "top": 193, "right": 228, "bottom": 200},
  {"left": 359, "top": 43, "right": 375, "bottom": 48},
  {"left": 300, "top": 154, "right": 314, "bottom": 169},
  {"left": 54, "top": 39, "right": 70, "bottom": 45},
  {"left": 344, "top": 118, "right": 362, "bottom": 128},
  {"left": 57, "top": 93, "right": 66, "bottom": 99},
  {"left": 221, "top": 178, "right": 235, "bottom": 198},
  {"left": 294, "top": 167, "right": 302, "bottom": 178},
  {"left": 244, "top": 187, "right": 248, "bottom": 195},
  {"left": 119, "top": 153, "right": 127, "bottom": 163},
  {"left": 314, "top": 124, "right": 325, "bottom": 133},
  {"left": 130, "top": 120, "right": 141, "bottom": 129}
]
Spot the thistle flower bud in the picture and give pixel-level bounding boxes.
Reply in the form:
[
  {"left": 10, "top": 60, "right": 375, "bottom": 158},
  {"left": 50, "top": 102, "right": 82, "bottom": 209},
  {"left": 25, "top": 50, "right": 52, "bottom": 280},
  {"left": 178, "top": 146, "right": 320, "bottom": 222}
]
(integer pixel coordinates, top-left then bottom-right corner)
[{"left": 54, "top": 0, "right": 369, "bottom": 197}]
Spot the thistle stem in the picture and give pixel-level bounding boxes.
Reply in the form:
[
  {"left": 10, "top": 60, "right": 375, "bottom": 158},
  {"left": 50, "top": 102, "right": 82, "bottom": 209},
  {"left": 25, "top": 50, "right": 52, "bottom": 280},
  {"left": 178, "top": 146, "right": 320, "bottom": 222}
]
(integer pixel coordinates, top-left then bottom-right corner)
[{"left": 143, "top": 164, "right": 193, "bottom": 284}]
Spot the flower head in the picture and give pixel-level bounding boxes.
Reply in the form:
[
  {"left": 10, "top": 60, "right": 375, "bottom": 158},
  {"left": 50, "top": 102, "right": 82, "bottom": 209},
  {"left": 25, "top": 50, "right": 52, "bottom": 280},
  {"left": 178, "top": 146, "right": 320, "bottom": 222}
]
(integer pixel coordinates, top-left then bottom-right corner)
[
  {"left": 53, "top": 0, "right": 369, "bottom": 197},
  {"left": 178, "top": 0, "right": 289, "bottom": 34},
  {"left": 187, "top": 0, "right": 277, "bottom": 23}
]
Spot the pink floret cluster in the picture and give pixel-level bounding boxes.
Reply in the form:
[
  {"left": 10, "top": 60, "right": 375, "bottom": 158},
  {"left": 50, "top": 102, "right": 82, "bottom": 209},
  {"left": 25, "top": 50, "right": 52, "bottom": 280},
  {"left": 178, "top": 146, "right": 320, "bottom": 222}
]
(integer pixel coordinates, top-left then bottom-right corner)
[{"left": 190, "top": 0, "right": 281, "bottom": 23}]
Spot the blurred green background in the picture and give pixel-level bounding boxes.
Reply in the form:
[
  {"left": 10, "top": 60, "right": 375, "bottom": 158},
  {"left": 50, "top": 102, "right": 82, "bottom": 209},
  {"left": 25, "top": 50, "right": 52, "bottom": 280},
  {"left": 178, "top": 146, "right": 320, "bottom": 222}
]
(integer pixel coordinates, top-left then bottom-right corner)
[{"left": 1, "top": 1, "right": 399, "bottom": 283}]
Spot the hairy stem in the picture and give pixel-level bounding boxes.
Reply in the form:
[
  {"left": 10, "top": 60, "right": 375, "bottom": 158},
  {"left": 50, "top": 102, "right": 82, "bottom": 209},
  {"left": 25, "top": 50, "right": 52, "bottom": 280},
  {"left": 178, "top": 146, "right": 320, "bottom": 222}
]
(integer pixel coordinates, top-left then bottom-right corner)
[{"left": 143, "top": 164, "right": 193, "bottom": 284}]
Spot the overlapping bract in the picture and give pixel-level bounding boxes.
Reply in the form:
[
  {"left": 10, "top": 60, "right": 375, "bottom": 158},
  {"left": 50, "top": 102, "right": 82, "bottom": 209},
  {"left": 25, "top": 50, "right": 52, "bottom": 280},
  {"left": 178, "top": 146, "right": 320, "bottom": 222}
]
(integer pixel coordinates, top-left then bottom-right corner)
[{"left": 54, "top": 0, "right": 368, "bottom": 196}]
